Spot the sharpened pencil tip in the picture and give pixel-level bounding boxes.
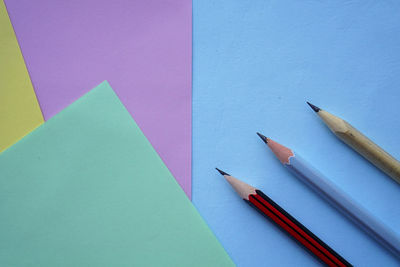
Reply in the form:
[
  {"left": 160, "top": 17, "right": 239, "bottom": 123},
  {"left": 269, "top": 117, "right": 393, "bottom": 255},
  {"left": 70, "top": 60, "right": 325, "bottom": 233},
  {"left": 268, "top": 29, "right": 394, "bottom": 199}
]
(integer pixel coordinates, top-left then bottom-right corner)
[
  {"left": 306, "top": 102, "right": 321, "bottom": 112},
  {"left": 216, "top": 168, "right": 230, "bottom": 176},
  {"left": 256, "top": 132, "right": 268, "bottom": 144}
]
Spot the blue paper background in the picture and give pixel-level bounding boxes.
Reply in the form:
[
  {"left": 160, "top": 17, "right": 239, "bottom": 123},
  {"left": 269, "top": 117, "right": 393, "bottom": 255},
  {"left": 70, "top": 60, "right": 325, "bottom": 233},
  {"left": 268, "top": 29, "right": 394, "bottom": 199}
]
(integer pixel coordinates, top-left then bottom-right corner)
[{"left": 193, "top": 1, "right": 400, "bottom": 266}]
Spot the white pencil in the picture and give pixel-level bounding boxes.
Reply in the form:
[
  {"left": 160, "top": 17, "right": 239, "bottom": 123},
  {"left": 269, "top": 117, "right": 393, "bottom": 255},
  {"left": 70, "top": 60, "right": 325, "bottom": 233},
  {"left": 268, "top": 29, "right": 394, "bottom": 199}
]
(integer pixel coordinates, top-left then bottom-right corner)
[{"left": 257, "top": 133, "right": 400, "bottom": 258}]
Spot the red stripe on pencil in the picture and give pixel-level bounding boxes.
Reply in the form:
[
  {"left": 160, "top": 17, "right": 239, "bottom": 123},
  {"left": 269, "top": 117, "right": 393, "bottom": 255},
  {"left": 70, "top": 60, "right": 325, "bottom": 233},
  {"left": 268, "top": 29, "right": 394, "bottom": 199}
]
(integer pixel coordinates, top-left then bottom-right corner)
[
  {"left": 250, "top": 194, "right": 344, "bottom": 267},
  {"left": 216, "top": 168, "right": 352, "bottom": 266},
  {"left": 253, "top": 193, "right": 345, "bottom": 266}
]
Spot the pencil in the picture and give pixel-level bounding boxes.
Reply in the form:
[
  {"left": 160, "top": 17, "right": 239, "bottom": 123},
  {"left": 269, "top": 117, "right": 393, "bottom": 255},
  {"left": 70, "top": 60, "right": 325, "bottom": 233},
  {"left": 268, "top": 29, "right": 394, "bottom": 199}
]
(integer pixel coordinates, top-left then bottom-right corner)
[
  {"left": 216, "top": 168, "right": 352, "bottom": 266},
  {"left": 307, "top": 102, "right": 400, "bottom": 184},
  {"left": 257, "top": 133, "right": 400, "bottom": 258}
]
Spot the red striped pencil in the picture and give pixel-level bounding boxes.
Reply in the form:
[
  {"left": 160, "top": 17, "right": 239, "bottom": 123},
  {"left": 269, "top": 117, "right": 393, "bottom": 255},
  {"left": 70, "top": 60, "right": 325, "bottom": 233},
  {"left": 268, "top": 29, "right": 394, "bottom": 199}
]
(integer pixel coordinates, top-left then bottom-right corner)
[{"left": 216, "top": 168, "right": 352, "bottom": 267}]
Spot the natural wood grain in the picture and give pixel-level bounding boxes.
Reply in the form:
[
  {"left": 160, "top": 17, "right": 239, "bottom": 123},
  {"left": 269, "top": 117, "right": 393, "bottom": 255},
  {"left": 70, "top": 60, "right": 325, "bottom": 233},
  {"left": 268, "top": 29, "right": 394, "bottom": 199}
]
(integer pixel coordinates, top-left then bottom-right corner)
[{"left": 318, "top": 110, "right": 400, "bottom": 184}]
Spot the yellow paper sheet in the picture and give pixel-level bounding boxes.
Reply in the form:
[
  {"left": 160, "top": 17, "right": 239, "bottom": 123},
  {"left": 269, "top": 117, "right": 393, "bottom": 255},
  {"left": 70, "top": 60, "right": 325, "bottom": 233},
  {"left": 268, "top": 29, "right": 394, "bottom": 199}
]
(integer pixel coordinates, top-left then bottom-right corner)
[{"left": 0, "top": 0, "right": 43, "bottom": 152}]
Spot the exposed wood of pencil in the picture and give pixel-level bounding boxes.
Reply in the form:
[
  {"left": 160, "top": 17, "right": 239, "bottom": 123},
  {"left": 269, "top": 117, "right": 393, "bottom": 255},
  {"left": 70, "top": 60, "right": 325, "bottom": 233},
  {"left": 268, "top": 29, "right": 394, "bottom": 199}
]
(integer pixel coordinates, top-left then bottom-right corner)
[
  {"left": 216, "top": 168, "right": 352, "bottom": 267},
  {"left": 308, "top": 102, "right": 400, "bottom": 184},
  {"left": 258, "top": 135, "right": 400, "bottom": 258}
]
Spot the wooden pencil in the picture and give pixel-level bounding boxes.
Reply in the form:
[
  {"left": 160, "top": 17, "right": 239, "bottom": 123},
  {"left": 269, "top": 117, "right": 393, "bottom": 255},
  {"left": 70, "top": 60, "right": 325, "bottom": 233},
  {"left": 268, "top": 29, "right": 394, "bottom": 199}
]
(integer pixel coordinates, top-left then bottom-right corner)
[
  {"left": 307, "top": 102, "right": 400, "bottom": 184},
  {"left": 257, "top": 133, "right": 400, "bottom": 258},
  {"left": 216, "top": 168, "right": 352, "bottom": 267}
]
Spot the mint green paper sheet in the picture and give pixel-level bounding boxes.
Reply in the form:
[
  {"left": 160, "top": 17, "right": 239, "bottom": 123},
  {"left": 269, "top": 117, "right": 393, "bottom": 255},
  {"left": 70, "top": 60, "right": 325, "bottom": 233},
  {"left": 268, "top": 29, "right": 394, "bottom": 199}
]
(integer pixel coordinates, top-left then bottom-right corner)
[{"left": 0, "top": 81, "right": 233, "bottom": 267}]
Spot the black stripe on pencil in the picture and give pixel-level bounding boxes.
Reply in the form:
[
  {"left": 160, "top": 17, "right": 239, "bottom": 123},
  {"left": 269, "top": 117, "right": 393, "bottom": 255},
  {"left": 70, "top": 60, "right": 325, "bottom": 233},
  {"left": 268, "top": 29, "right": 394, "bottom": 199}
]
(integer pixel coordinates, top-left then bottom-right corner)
[{"left": 216, "top": 168, "right": 352, "bottom": 267}]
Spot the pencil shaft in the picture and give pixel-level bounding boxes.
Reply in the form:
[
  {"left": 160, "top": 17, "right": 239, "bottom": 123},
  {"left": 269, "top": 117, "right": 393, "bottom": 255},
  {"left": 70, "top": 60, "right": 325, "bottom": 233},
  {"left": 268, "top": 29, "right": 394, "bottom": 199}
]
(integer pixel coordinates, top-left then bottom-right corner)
[
  {"left": 318, "top": 110, "right": 400, "bottom": 184},
  {"left": 287, "top": 154, "right": 400, "bottom": 257},
  {"left": 336, "top": 122, "right": 400, "bottom": 182},
  {"left": 247, "top": 190, "right": 351, "bottom": 267},
  {"left": 218, "top": 169, "right": 351, "bottom": 266}
]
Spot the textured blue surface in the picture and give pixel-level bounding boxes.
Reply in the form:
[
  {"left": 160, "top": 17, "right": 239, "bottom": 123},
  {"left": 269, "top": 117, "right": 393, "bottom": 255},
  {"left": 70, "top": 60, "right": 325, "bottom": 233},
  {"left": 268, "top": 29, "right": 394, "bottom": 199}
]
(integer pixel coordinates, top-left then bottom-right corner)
[{"left": 193, "top": 1, "right": 400, "bottom": 266}]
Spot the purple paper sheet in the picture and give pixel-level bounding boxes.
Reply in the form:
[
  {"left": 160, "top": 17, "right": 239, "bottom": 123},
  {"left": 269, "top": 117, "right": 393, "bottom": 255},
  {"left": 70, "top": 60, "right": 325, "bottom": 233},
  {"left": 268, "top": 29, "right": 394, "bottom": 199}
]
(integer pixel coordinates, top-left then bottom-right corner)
[{"left": 5, "top": 0, "right": 192, "bottom": 197}]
